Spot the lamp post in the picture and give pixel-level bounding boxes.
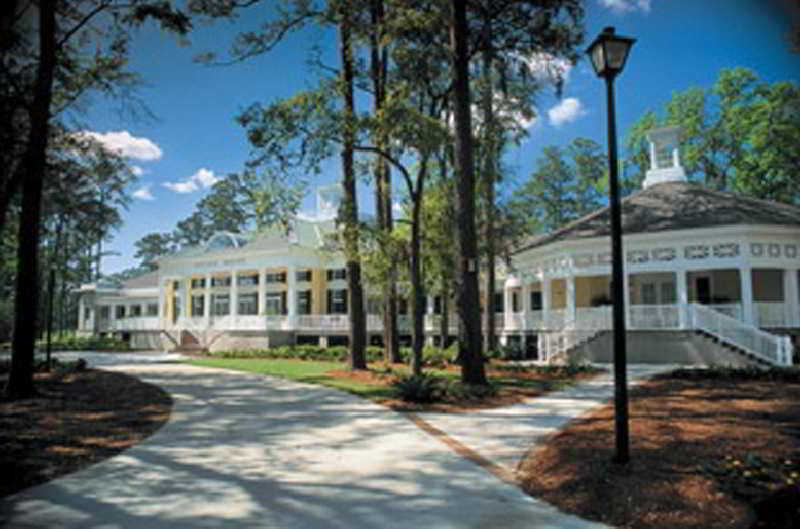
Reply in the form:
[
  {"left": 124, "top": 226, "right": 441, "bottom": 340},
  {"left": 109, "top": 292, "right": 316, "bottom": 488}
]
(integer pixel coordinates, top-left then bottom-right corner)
[{"left": 587, "top": 26, "right": 635, "bottom": 464}]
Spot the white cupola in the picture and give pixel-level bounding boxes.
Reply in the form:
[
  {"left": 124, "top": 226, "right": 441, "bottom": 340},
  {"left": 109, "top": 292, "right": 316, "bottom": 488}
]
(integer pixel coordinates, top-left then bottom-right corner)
[
  {"left": 316, "top": 184, "right": 343, "bottom": 220},
  {"left": 642, "top": 126, "right": 687, "bottom": 188}
]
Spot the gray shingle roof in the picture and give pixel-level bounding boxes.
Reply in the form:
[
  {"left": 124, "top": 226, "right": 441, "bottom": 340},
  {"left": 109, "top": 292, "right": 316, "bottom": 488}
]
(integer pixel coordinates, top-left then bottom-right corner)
[{"left": 515, "top": 181, "right": 800, "bottom": 254}]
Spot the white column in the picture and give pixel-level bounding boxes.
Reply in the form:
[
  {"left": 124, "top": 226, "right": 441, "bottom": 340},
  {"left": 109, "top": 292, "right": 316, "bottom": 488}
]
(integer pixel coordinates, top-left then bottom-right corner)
[
  {"left": 257, "top": 269, "right": 266, "bottom": 316},
  {"left": 623, "top": 272, "right": 631, "bottom": 326},
  {"left": 230, "top": 270, "right": 238, "bottom": 320},
  {"left": 741, "top": 267, "right": 755, "bottom": 326},
  {"left": 204, "top": 274, "right": 212, "bottom": 326},
  {"left": 158, "top": 280, "right": 166, "bottom": 321},
  {"left": 78, "top": 295, "right": 86, "bottom": 331},
  {"left": 542, "top": 277, "right": 552, "bottom": 328},
  {"left": 287, "top": 265, "right": 297, "bottom": 324},
  {"left": 521, "top": 280, "right": 531, "bottom": 331},
  {"left": 784, "top": 268, "right": 799, "bottom": 327},
  {"left": 566, "top": 276, "right": 576, "bottom": 322},
  {"left": 677, "top": 269, "right": 689, "bottom": 329}
]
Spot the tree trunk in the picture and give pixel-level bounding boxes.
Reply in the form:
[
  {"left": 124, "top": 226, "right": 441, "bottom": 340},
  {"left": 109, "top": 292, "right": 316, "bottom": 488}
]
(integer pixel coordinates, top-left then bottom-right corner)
[
  {"left": 409, "top": 161, "right": 427, "bottom": 376},
  {"left": 450, "top": 0, "right": 487, "bottom": 385},
  {"left": 370, "top": 0, "right": 400, "bottom": 363},
  {"left": 339, "top": 6, "right": 366, "bottom": 370},
  {"left": 482, "top": 40, "right": 497, "bottom": 354},
  {"left": 6, "top": 0, "right": 57, "bottom": 399},
  {"left": 440, "top": 282, "right": 449, "bottom": 349}
]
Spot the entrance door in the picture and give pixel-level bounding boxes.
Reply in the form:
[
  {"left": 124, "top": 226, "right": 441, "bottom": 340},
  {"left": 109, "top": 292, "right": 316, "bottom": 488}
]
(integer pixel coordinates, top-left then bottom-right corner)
[{"left": 696, "top": 277, "right": 711, "bottom": 304}]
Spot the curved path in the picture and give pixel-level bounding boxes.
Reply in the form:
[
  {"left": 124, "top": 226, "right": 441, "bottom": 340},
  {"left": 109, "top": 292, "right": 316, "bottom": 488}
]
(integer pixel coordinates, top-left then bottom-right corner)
[{"left": 1, "top": 357, "right": 611, "bottom": 529}]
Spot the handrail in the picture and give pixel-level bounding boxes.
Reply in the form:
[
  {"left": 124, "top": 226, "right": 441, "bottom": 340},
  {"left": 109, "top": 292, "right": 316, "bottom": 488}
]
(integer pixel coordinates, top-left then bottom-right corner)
[{"left": 689, "top": 303, "right": 794, "bottom": 366}]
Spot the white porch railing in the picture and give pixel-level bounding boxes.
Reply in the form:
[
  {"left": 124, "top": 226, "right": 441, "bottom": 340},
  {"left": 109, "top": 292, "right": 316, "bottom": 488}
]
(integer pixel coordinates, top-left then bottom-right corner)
[
  {"left": 755, "top": 302, "right": 790, "bottom": 328},
  {"left": 627, "top": 305, "right": 680, "bottom": 329},
  {"left": 107, "top": 317, "right": 160, "bottom": 331},
  {"left": 707, "top": 303, "right": 742, "bottom": 320},
  {"left": 689, "top": 303, "right": 793, "bottom": 366}
]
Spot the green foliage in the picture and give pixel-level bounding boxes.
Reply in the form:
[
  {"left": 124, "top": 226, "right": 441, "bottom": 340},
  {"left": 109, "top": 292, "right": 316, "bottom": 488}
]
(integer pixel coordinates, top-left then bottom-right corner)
[
  {"left": 703, "top": 453, "right": 800, "bottom": 504},
  {"left": 391, "top": 373, "right": 442, "bottom": 403},
  {"left": 209, "top": 344, "right": 386, "bottom": 364},
  {"left": 442, "top": 380, "right": 498, "bottom": 401},
  {"left": 35, "top": 335, "right": 130, "bottom": 352},
  {"left": 624, "top": 67, "right": 800, "bottom": 204}
]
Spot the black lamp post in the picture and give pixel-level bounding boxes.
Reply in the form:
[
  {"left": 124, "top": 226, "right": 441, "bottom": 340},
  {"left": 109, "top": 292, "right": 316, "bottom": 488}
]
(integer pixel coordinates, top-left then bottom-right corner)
[{"left": 587, "top": 26, "right": 635, "bottom": 464}]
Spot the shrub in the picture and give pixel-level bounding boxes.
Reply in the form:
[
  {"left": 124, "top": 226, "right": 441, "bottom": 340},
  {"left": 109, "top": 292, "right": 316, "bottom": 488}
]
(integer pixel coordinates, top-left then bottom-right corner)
[
  {"left": 443, "top": 380, "right": 498, "bottom": 401},
  {"left": 391, "top": 373, "right": 442, "bottom": 403}
]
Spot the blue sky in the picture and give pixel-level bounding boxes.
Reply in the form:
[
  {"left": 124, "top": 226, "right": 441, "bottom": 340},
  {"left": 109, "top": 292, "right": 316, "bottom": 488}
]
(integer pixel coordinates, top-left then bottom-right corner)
[{"left": 83, "top": 0, "right": 800, "bottom": 274}]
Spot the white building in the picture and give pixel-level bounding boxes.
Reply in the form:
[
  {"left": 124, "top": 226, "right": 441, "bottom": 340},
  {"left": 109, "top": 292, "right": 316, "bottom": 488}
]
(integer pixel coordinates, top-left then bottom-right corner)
[{"left": 77, "top": 128, "right": 799, "bottom": 364}]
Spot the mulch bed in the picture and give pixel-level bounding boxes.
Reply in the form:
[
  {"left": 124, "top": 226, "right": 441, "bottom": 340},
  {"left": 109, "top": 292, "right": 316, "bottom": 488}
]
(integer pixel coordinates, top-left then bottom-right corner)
[
  {"left": 327, "top": 363, "right": 601, "bottom": 412},
  {"left": 0, "top": 369, "right": 172, "bottom": 498},
  {"left": 517, "top": 375, "right": 800, "bottom": 529}
]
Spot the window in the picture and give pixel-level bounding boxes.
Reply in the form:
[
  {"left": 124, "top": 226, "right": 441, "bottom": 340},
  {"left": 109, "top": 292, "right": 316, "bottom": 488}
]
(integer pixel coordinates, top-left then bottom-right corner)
[
  {"left": 530, "top": 291, "right": 543, "bottom": 311},
  {"left": 641, "top": 283, "right": 657, "bottom": 305},
  {"left": 296, "top": 269, "right": 312, "bottom": 282},
  {"left": 297, "top": 290, "right": 312, "bottom": 315},
  {"left": 433, "top": 296, "right": 442, "bottom": 315},
  {"left": 130, "top": 305, "right": 142, "bottom": 317},
  {"left": 211, "top": 276, "right": 231, "bottom": 287},
  {"left": 212, "top": 294, "right": 230, "bottom": 316},
  {"left": 99, "top": 306, "right": 110, "bottom": 319},
  {"left": 115, "top": 305, "right": 126, "bottom": 319},
  {"left": 191, "top": 295, "right": 205, "bottom": 317},
  {"left": 494, "top": 292, "right": 504, "bottom": 313},
  {"left": 512, "top": 291, "right": 520, "bottom": 313},
  {"left": 146, "top": 303, "right": 159, "bottom": 316},
  {"left": 326, "top": 268, "right": 346, "bottom": 281},
  {"left": 265, "top": 292, "right": 286, "bottom": 315},
  {"left": 265, "top": 272, "right": 287, "bottom": 284},
  {"left": 83, "top": 307, "right": 91, "bottom": 321},
  {"left": 191, "top": 278, "right": 206, "bottom": 289},
  {"left": 326, "top": 288, "right": 348, "bottom": 314},
  {"left": 238, "top": 293, "right": 258, "bottom": 315},
  {"left": 237, "top": 273, "right": 259, "bottom": 287}
]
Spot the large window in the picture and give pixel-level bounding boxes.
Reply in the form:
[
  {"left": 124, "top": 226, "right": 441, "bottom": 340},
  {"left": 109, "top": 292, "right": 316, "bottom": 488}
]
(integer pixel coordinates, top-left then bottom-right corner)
[
  {"left": 212, "top": 294, "right": 230, "bottom": 316},
  {"left": 130, "top": 304, "right": 142, "bottom": 317},
  {"left": 191, "top": 278, "right": 206, "bottom": 289},
  {"left": 326, "top": 268, "right": 346, "bottom": 281},
  {"left": 211, "top": 276, "right": 231, "bottom": 287},
  {"left": 265, "top": 272, "right": 287, "bottom": 284},
  {"left": 238, "top": 293, "right": 258, "bottom": 315},
  {"left": 115, "top": 305, "right": 126, "bottom": 319},
  {"left": 296, "top": 269, "right": 312, "bottom": 282},
  {"left": 146, "top": 303, "right": 159, "bottom": 316},
  {"left": 191, "top": 295, "right": 205, "bottom": 317},
  {"left": 512, "top": 291, "right": 520, "bottom": 313},
  {"left": 297, "top": 290, "right": 312, "bottom": 315},
  {"left": 99, "top": 306, "right": 110, "bottom": 320},
  {"left": 237, "top": 273, "right": 259, "bottom": 287},
  {"left": 265, "top": 292, "right": 287, "bottom": 315},
  {"left": 326, "top": 288, "right": 348, "bottom": 314}
]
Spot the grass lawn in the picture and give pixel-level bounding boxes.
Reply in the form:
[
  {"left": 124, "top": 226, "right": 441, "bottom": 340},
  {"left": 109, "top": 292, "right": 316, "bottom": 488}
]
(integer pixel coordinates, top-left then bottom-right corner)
[{"left": 186, "top": 357, "right": 601, "bottom": 411}]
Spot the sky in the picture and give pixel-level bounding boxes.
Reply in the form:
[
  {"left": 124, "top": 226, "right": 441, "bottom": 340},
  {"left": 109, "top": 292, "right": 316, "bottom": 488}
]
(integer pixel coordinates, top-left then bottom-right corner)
[{"left": 81, "top": 0, "right": 800, "bottom": 275}]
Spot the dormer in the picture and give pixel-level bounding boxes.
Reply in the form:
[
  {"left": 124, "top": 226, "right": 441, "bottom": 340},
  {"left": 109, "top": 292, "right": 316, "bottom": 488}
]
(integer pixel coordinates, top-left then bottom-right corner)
[{"left": 642, "top": 126, "right": 687, "bottom": 188}]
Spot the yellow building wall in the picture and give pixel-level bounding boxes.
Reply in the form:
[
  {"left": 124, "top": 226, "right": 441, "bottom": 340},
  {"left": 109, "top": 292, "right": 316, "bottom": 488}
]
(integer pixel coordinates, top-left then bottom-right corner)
[
  {"left": 311, "top": 268, "right": 327, "bottom": 314},
  {"left": 575, "top": 276, "right": 610, "bottom": 307},
  {"left": 551, "top": 279, "right": 566, "bottom": 309}
]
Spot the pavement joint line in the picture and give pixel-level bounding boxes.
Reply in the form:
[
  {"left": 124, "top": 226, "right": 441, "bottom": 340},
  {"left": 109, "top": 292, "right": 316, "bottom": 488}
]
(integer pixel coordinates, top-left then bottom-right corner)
[{"left": 402, "top": 411, "right": 520, "bottom": 486}]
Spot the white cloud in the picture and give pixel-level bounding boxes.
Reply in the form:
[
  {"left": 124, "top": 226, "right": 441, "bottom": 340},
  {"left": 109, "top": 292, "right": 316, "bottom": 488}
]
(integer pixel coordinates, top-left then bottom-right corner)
[
  {"left": 130, "top": 165, "right": 145, "bottom": 177},
  {"left": 524, "top": 53, "right": 574, "bottom": 85},
  {"left": 132, "top": 185, "right": 154, "bottom": 201},
  {"left": 162, "top": 167, "right": 219, "bottom": 194},
  {"left": 77, "top": 130, "right": 163, "bottom": 161},
  {"left": 600, "top": 0, "right": 651, "bottom": 13},
  {"left": 548, "top": 98, "right": 587, "bottom": 127}
]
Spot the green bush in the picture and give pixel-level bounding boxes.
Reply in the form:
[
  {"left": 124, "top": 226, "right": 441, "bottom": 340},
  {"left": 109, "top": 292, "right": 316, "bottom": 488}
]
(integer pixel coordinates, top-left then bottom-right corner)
[
  {"left": 391, "top": 373, "right": 442, "bottom": 403},
  {"left": 443, "top": 380, "right": 498, "bottom": 401},
  {"left": 35, "top": 335, "right": 130, "bottom": 352}
]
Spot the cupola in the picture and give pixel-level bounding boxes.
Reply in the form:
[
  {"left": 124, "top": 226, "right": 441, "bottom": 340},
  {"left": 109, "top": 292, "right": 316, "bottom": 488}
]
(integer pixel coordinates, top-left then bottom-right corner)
[{"left": 642, "top": 126, "right": 687, "bottom": 188}]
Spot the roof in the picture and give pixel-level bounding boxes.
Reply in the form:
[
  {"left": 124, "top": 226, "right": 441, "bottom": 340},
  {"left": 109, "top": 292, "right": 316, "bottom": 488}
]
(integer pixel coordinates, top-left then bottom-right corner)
[
  {"left": 515, "top": 181, "right": 800, "bottom": 254},
  {"left": 160, "top": 218, "right": 339, "bottom": 262},
  {"left": 122, "top": 271, "right": 159, "bottom": 289}
]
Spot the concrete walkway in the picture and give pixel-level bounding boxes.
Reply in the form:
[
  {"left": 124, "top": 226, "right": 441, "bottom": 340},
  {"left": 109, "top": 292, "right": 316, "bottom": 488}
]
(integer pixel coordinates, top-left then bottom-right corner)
[{"left": 0, "top": 356, "right": 668, "bottom": 529}]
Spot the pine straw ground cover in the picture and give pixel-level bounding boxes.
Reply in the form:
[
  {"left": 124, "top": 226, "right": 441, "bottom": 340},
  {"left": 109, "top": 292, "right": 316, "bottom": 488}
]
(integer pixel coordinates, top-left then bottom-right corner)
[
  {"left": 0, "top": 365, "right": 172, "bottom": 498},
  {"left": 518, "top": 368, "right": 800, "bottom": 529}
]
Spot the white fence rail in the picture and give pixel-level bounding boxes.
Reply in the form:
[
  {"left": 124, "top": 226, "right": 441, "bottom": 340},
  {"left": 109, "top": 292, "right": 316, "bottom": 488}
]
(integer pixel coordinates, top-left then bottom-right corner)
[{"left": 689, "top": 303, "right": 793, "bottom": 366}]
